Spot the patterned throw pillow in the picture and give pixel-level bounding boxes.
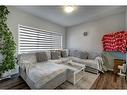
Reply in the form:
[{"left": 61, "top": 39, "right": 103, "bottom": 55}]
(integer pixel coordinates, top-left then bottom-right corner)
[
  {"left": 61, "top": 50, "right": 67, "bottom": 57},
  {"left": 56, "top": 50, "right": 61, "bottom": 58},
  {"left": 36, "top": 52, "right": 48, "bottom": 62},
  {"left": 51, "top": 50, "right": 60, "bottom": 60}
]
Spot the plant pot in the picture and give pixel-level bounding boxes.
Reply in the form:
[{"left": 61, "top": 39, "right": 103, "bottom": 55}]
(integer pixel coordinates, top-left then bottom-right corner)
[
  {"left": 0, "top": 70, "right": 11, "bottom": 79},
  {"left": 2, "top": 70, "right": 11, "bottom": 77}
]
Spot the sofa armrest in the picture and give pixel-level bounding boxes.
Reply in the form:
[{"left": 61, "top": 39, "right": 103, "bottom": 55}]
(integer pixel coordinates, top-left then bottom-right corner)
[
  {"left": 95, "top": 56, "right": 102, "bottom": 60},
  {"left": 18, "top": 62, "right": 32, "bottom": 71},
  {"left": 95, "top": 56, "right": 104, "bottom": 72}
]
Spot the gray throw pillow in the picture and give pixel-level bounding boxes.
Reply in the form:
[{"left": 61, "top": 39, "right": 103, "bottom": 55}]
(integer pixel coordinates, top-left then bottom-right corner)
[
  {"left": 74, "top": 50, "right": 81, "bottom": 58},
  {"left": 45, "top": 50, "right": 51, "bottom": 60},
  {"left": 80, "top": 51, "right": 88, "bottom": 59},
  {"left": 36, "top": 52, "right": 48, "bottom": 62},
  {"left": 69, "top": 49, "right": 74, "bottom": 56},
  {"left": 61, "top": 50, "right": 67, "bottom": 57},
  {"left": 56, "top": 50, "right": 61, "bottom": 58},
  {"left": 69, "top": 50, "right": 79, "bottom": 57},
  {"left": 51, "top": 51, "right": 60, "bottom": 60}
]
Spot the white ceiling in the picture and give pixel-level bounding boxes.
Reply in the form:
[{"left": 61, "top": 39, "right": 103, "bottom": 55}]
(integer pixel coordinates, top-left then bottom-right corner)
[{"left": 16, "top": 6, "right": 125, "bottom": 27}]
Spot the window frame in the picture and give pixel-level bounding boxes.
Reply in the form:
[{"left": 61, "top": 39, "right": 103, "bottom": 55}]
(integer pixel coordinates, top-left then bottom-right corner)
[{"left": 18, "top": 24, "right": 63, "bottom": 54}]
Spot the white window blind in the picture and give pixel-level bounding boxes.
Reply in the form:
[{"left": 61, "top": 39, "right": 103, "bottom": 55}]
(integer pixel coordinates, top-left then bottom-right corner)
[{"left": 18, "top": 25, "right": 62, "bottom": 54}]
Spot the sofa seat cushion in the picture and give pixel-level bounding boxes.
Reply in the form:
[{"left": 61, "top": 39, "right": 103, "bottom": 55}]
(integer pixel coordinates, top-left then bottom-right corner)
[
  {"left": 26, "top": 62, "right": 66, "bottom": 88},
  {"left": 62, "top": 58, "right": 70, "bottom": 63},
  {"left": 49, "top": 58, "right": 70, "bottom": 64},
  {"left": 83, "top": 60, "right": 98, "bottom": 69},
  {"left": 69, "top": 56, "right": 84, "bottom": 63},
  {"left": 69, "top": 56, "right": 98, "bottom": 70},
  {"left": 49, "top": 59, "right": 62, "bottom": 64}
]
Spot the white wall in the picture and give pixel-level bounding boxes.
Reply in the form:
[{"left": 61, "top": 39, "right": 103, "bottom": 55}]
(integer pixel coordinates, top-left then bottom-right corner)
[
  {"left": 125, "top": 7, "right": 127, "bottom": 31},
  {"left": 7, "top": 6, "right": 66, "bottom": 53},
  {"left": 66, "top": 12, "right": 125, "bottom": 52}
]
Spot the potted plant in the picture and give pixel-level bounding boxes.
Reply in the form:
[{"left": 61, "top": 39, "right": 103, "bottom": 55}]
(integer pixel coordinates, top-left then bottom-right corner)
[{"left": 0, "top": 6, "right": 16, "bottom": 78}]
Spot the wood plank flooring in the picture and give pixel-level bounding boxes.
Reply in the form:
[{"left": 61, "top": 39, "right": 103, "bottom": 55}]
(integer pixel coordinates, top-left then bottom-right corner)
[
  {"left": 0, "top": 75, "right": 30, "bottom": 89},
  {"left": 91, "top": 71, "right": 127, "bottom": 89},
  {"left": 0, "top": 71, "right": 127, "bottom": 89}
]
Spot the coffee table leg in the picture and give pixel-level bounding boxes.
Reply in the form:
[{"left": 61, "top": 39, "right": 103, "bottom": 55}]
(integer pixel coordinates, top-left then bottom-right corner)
[{"left": 74, "top": 73, "right": 75, "bottom": 85}]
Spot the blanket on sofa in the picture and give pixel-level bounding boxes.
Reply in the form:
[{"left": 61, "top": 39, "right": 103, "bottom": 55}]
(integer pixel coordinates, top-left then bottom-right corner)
[
  {"left": 95, "top": 57, "right": 105, "bottom": 72},
  {"left": 25, "top": 62, "right": 66, "bottom": 88}
]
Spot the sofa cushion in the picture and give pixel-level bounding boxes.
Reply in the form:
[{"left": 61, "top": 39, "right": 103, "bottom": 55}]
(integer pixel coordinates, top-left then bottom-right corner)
[
  {"left": 51, "top": 50, "right": 61, "bottom": 60},
  {"left": 57, "top": 50, "right": 62, "bottom": 58},
  {"left": 79, "top": 51, "right": 88, "bottom": 59},
  {"left": 69, "top": 56, "right": 99, "bottom": 70},
  {"left": 69, "top": 50, "right": 80, "bottom": 58},
  {"left": 49, "top": 59, "right": 62, "bottom": 64},
  {"left": 45, "top": 50, "right": 51, "bottom": 59},
  {"left": 64, "top": 49, "right": 69, "bottom": 56},
  {"left": 61, "top": 50, "right": 67, "bottom": 57},
  {"left": 18, "top": 53, "right": 37, "bottom": 69},
  {"left": 61, "top": 58, "right": 70, "bottom": 63},
  {"left": 18, "top": 53, "right": 37, "bottom": 64},
  {"left": 88, "top": 52, "right": 101, "bottom": 59},
  {"left": 49, "top": 58, "right": 70, "bottom": 64},
  {"left": 83, "top": 60, "right": 98, "bottom": 69},
  {"left": 69, "top": 49, "right": 75, "bottom": 56},
  {"left": 69, "top": 56, "right": 84, "bottom": 63},
  {"left": 36, "top": 52, "right": 48, "bottom": 62},
  {"left": 69, "top": 50, "right": 88, "bottom": 59},
  {"left": 74, "top": 50, "right": 81, "bottom": 58}
]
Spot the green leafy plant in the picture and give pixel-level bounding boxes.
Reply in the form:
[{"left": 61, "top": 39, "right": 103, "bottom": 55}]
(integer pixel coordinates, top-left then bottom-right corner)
[{"left": 0, "top": 6, "right": 16, "bottom": 77}]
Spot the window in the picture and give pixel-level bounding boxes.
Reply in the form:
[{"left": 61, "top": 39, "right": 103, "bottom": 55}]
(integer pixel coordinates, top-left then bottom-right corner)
[{"left": 18, "top": 25, "right": 62, "bottom": 54}]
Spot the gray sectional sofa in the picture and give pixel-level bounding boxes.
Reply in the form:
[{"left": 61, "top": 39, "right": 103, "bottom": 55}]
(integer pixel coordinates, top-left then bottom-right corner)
[
  {"left": 49, "top": 49, "right": 103, "bottom": 74},
  {"left": 68, "top": 50, "right": 103, "bottom": 74},
  {"left": 18, "top": 49, "right": 103, "bottom": 89}
]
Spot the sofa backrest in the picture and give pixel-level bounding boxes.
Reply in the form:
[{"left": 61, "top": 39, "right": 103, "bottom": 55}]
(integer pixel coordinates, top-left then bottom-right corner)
[
  {"left": 45, "top": 50, "right": 51, "bottom": 59},
  {"left": 88, "top": 52, "right": 102, "bottom": 59},
  {"left": 69, "top": 49, "right": 102, "bottom": 59},
  {"left": 18, "top": 53, "right": 37, "bottom": 64},
  {"left": 69, "top": 49, "right": 88, "bottom": 59},
  {"left": 17, "top": 49, "right": 69, "bottom": 64}
]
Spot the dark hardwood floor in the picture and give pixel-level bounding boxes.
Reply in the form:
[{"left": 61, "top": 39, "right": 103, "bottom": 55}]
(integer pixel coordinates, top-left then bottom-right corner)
[
  {"left": 0, "top": 71, "right": 127, "bottom": 89},
  {"left": 91, "top": 71, "right": 127, "bottom": 89},
  {"left": 0, "top": 75, "right": 30, "bottom": 89}
]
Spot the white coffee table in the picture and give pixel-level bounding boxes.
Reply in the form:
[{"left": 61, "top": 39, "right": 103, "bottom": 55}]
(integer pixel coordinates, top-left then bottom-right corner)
[{"left": 63, "top": 60, "right": 86, "bottom": 85}]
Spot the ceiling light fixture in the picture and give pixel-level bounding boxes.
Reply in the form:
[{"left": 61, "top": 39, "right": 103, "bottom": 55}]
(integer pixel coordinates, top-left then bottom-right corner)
[{"left": 64, "top": 6, "right": 75, "bottom": 13}]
